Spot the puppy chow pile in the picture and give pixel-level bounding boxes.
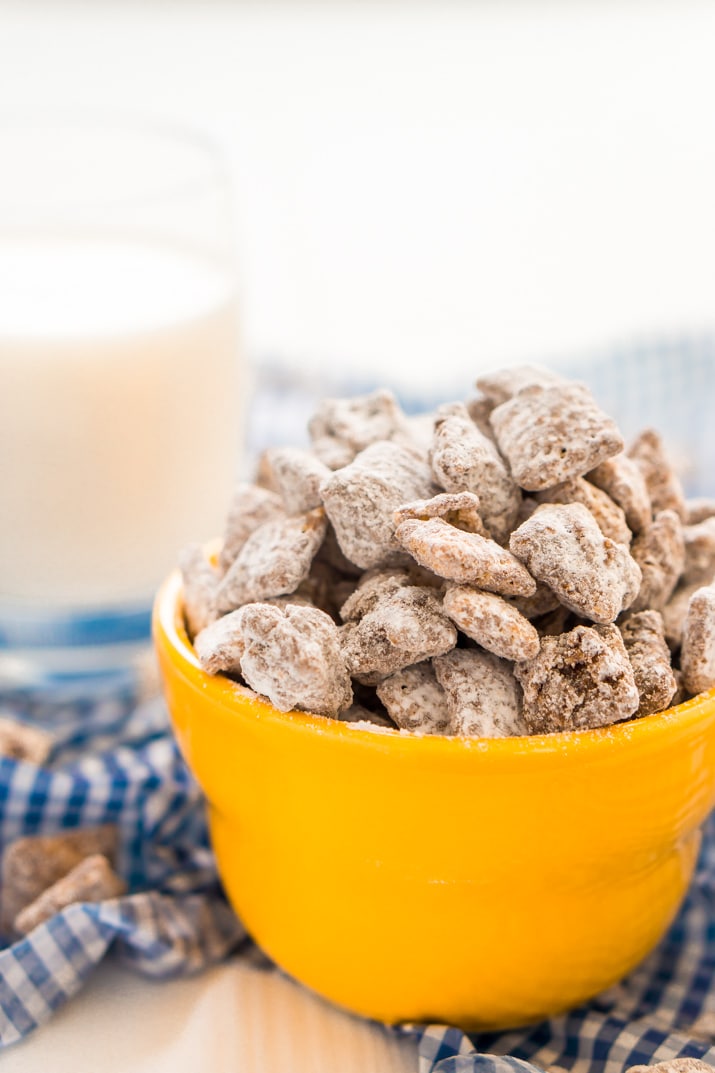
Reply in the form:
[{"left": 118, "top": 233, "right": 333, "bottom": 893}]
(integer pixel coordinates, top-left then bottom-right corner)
[{"left": 181, "top": 366, "right": 715, "bottom": 737}]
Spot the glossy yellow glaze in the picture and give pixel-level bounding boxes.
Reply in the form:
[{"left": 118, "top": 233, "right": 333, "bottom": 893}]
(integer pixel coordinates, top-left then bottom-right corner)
[{"left": 153, "top": 569, "right": 715, "bottom": 1029}]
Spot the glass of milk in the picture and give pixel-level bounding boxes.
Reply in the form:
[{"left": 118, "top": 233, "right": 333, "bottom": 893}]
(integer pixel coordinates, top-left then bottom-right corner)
[{"left": 0, "top": 118, "right": 241, "bottom": 696}]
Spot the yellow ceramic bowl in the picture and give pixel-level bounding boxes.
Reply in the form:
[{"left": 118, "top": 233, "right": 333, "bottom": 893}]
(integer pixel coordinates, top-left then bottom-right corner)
[{"left": 153, "top": 568, "right": 715, "bottom": 1030}]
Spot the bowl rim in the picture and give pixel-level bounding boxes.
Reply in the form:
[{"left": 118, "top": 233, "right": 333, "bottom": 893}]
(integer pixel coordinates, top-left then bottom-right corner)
[{"left": 154, "top": 567, "right": 715, "bottom": 761}]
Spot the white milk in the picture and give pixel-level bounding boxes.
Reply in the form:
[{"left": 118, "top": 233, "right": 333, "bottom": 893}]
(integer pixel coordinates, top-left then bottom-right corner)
[{"left": 0, "top": 236, "right": 240, "bottom": 607}]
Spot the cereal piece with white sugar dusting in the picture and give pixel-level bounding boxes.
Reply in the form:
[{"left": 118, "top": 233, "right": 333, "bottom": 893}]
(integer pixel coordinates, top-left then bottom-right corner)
[
  {"left": 686, "top": 498, "right": 715, "bottom": 525},
  {"left": 465, "top": 394, "right": 497, "bottom": 440},
  {"left": 179, "top": 543, "right": 220, "bottom": 637},
  {"left": 397, "top": 517, "right": 536, "bottom": 596},
  {"left": 514, "top": 624, "right": 640, "bottom": 733},
  {"left": 194, "top": 609, "right": 245, "bottom": 676},
  {"left": 681, "top": 584, "right": 715, "bottom": 696},
  {"left": 219, "top": 483, "right": 286, "bottom": 574},
  {"left": 476, "top": 364, "right": 567, "bottom": 405},
  {"left": 339, "top": 568, "right": 413, "bottom": 623},
  {"left": 619, "top": 610, "right": 677, "bottom": 716},
  {"left": 628, "top": 428, "right": 686, "bottom": 521},
  {"left": 433, "top": 649, "right": 526, "bottom": 738},
  {"left": 308, "top": 389, "right": 411, "bottom": 467},
  {"left": 510, "top": 503, "right": 641, "bottom": 624},
  {"left": 1, "top": 826, "right": 119, "bottom": 935},
  {"left": 630, "top": 510, "right": 685, "bottom": 611},
  {"left": 681, "top": 516, "right": 715, "bottom": 586},
  {"left": 320, "top": 441, "right": 434, "bottom": 569},
  {"left": 430, "top": 404, "right": 520, "bottom": 542},
  {"left": 587, "top": 454, "right": 652, "bottom": 534},
  {"left": 534, "top": 477, "right": 631, "bottom": 545},
  {"left": 376, "top": 662, "right": 452, "bottom": 734},
  {"left": 0, "top": 718, "right": 53, "bottom": 765},
  {"left": 14, "top": 854, "right": 126, "bottom": 935},
  {"left": 627, "top": 1059, "right": 714, "bottom": 1073},
  {"left": 341, "top": 586, "right": 457, "bottom": 683},
  {"left": 265, "top": 447, "right": 331, "bottom": 515},
  {"left": 215, "top": 508, "right": 327, "bottom": 613},
  {"left": 394, "top": 491, "right": 487, "bottom": 535},
  {"left": 662, "top": 581, "right": 703, "bottom": 650},
  {"left": 491, "top": 383, "right": 624, "bottom": 491},
  {"left": 238, "top": 602, "right": 353, "bottom": 716},
  {"left": 443, "top": 585, "right": 540, "bottom": 661}
]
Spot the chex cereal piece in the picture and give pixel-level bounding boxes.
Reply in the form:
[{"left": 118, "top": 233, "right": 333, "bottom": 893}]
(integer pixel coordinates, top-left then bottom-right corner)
[
  {"left": 476, "top": 364, "right": 567, "bottom": 405},
  {"left": 0, "top": 718, "right": 53, "bottom": 765},
  {"left": 681, "top": 584, "right": 715, "bottom": 696},
  {"left": 308, "top": 389, "right": 410, "bottom": 467},
  {"left": 514, "top": 624, "right": 639, "bottom": 733},
  {"left": 662, "top": 581, "right": 702, "bottom": 650},
  {"left": 219, "top": 483, "right": 286, "bottom": 574},
  {"left": 179, "top": 543, "right": 220, "bottom": 638},
  {"left": 1, "top": 825, "right": 119, "bottom": 935},
  {"left": 394, "top": 491, "right": 486, "bottom": 535},
  {"left": 376, "top": 662, "right": 452, "bottom": 734},
  {"left": 682, "top": 516, "right": 715, "bottom": 585},
  {"left": 341, "top": 586, "right": 457, "bottom": 683},
  {"left": 433, "top": 649, "right": 526, "bottom": 737},
  {"left": 14, "top": 854, "right": 126, "bottom": 935},
  {"left": 238, "top": 602, "right": 353, "bottom": 716},
  {"left": 443, "top": 585, "right": 540, "bottom": 661},
  {"left": 628, "top": 428, "right": 686, "bottom": 521},
  {"left": 630, "top": 509, "right": 685, "bottom": 612},
  {"left": 534, "top": 477, "right": 631, "bottom": 545},
  {"left": 194, "top": 609, "right": 245, "bottom": 676},
  {"left": 686, "top": 498, "right": 715, "bottom": 525},
  {"left": 510, "top": 581, "right": 561, "bottom": 620},
  {"left": 430, "top": 404, "right": 520, "bottom": 542},
  {"left": 465, "top": 394, "right": 497, "bottom": 440},
  {"left": 619, "top": 610, "right": 677, "bottom": 717},
  {"left": 397, "top": 517, "right": 536, "bottom": 596},
  {"left": 627, "top": 1060, "right": 714, "bottom": 1073},
  {"left": 264, "top": 447, "right": 331, "bottom": 515},
  {"left": 320, "top": 441, "right": 434, "bottom": 569},
  {"left": 340, "top": 568, "right": 413, "bottom": 623},
  {"left": 490, "top": 383, "right": 624, "bottom": 491},
  {"left": 311, "top": 435, "right": 355, "bottom": 471},
  {"left": 509, "top": 503, "right": 641, "bottom": 624},
  {"left": 215, "top": 508, "right": 327, "bottom": 613},
  {"left": 338, "top": 704, "right": 396, "bottom": 729},
  {"left": 587, "top": 453, "right": 652, "bottom": 534},
  {"left": 315, "top": 523, "right": 363, "bottom": 578}
]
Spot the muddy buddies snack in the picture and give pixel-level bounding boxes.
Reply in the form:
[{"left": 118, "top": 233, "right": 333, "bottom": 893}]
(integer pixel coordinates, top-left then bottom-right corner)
[{"left": 182, "top": 369, "right": 710, "bottom": 738}]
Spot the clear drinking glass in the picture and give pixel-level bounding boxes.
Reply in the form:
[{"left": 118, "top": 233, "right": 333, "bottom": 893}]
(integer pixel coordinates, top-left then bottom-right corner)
[{"left": 0, "top": 117, "right": 241, "bottom": 696}]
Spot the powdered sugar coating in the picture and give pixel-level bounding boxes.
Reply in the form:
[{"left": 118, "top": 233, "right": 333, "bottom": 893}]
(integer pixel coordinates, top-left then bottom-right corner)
[
  {"left": 619, "top": 610, "right": 677, "bottom": 717},
  {"left": 685, "top": 498, "right": 715, "bottom": 525},
  {"left": 587, "top": 454, "right": 652, "bottom": 534},
  {"left": 215, "top": 508, "right": 327, "bottom": 613},
  {"left": 341, "top": 585, "right": 457, "bottom": 683},
  {"left": 430, "top": 404, "right": 520, "bottom": 542},
  {"left": 397, "top": 517, "right": 536, "bottom": 596},
  {"left": 627, "top": 1058, "right": 714, "bottom": 1073},
  {"left": 238, "top": 602, "right": 352, "bottom": 716},
  {"left": 308, "top": 389, "right": 410, "bottom": 466},
  {"left": 628, "top": 428, "right": 686, "bottom": 521},
  {"left": 0, "top": 718, "right": 53, "bottom": 766},
  {"left": 630, "top": 510, "right": 685, "bottom": 612},
  {"left": 179, "top": 543, "right": 220, "bottom": 637},
  {"left": 320, "top": 441, "right": 434, "bottom": 569},
  {"left": 514, "top": 624, "right": 640, "bottom": 733},
  {"left": 433, "top": 649, "right": 526, "bottom": 738},
  {"left": 681, "top": 584, "right": 715, "bottom": 696},
  {"left": 394, "top": 491, "right": 486, "bottom": 535},
  {"left": 376, "top": 662, "right": 452, "bottom": 734},
  {"left": 265, "top": 447, "right": 331, "bottom": 515},
  {"left": 219, "top": 483, "right": 286, "bottom": 574},
  {"left": 339, "top": 568, "right": 413, "bottom": 623},
  {"left": 510, "top": 503, "right": 641, "bottom": 624},
  {"left": 491, "top": 384, "right": 624, "bottom": 492},
  {"left": 194, "top": 609, "right": 245, "bottom": 676},
  {"left": 14, "top": 854, "right": 126, "bottom": 935},
  {"left": 465, "top": 394, "right": 497, "bottom": 440},
  {"left": 443, "top": 585, "right": 540, "bottom": 661},
  {"left": 534, "top": 477, "right": 631, "bottom": 545},
  {"left": 662, "top": 581, "right": 703, "bottom": 650},
  {"left": 682, "top": 516, "right": 715, "bottom": 586},
  {"left": 476, "top": 364, "right": 568, "bottom": 406}
]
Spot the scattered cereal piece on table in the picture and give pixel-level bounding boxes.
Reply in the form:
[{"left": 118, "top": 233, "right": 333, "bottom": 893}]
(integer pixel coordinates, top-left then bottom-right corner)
[
  {"left": 514, "top": 624, "right": 640, "bottom": 733},
  {"left": 0, "top": 718, "right": 53, "bottom": 765},
  {"left": 490, "top": 383, "right": 624, "bottom": 492},
  {"left": 394, "top": 491, "right": 487, "bottom": 535},
  {"left": 443, "top": 585, "right": 541, "bottom": 661},
  {"left": 215, "top": 508, "right": 327, "bottom": 613},
  {"left": 238, "top": 602, "right": 353, "bottom": 717},
  {"left": 509, "top": 502, "right": 641, "bottom": 624},
  {"left": 218, "top": 483, "right": 286, "bottom": 574},
  {"left": 264, "top": 447, "right": 332, "bottom": 515},
  {"left": 534, "top": 477, "right": 631, "bottom": 545},
  {"left": 397, "top": 517, "right": 536, "bottom": 596},
  {"left": 681, "top": 516, "right": 715, "bottom": 586},
  {"left": 179, "top": 543, "right": 220, "bottom": 637},
  {"left": 628, "top": 428, "right": 686, "bottom": 521},
  {"left": 320, "top": 441, "right": 434, "bottom": 569},
  {"left": 376, "top": 662, "right": 453, "bottom": 734},
  {"left": 587, "top": 453, "right": 652, "bottom": 534},
  {"left": 626, "top": 1060, "right": 715, "bottom": 1073},
  {"left": 433, "top": 649, "right": 526, "bottom": 738},
  {"left": 681, "top": 584, "right": 715, "bottom": 696},
  {"left": 630, "top": 509, "right": 685, "bottom": 611},
  {"left": 14, "top": 854, "right": 126, "bottom": 935},
  {"left": 619, "top": 610, "right": 677, "bottom": 717}
]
